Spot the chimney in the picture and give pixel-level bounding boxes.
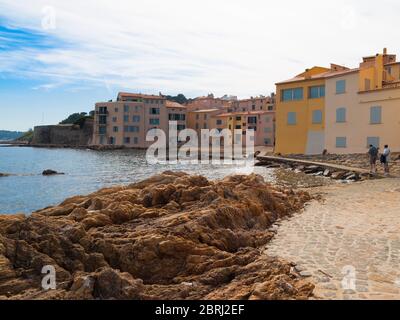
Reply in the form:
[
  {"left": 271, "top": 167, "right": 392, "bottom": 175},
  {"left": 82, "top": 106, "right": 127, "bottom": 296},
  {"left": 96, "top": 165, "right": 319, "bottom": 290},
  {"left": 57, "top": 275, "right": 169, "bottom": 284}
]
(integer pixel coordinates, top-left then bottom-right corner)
[{"left": 383, "top": 48, "right": 388, "bottom": 55}]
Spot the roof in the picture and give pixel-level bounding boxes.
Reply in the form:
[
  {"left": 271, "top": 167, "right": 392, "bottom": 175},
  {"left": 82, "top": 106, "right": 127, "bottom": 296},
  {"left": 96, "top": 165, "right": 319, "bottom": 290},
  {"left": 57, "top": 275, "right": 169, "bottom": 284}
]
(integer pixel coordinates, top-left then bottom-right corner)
[
  {"left": 117, "top": 92, "right": 166, "bottom": 100},
  {"left": 189, "top": 108, "right": 220, "bottom": 113},
  {"left": 216, "top": 110, "right": 273, "bottom": 117},
  {"left": 165, "top": 101, "right": 186, "bottom": 109},
  {"left": 276, "top": 67, "right": 358, "bottom": 85}
]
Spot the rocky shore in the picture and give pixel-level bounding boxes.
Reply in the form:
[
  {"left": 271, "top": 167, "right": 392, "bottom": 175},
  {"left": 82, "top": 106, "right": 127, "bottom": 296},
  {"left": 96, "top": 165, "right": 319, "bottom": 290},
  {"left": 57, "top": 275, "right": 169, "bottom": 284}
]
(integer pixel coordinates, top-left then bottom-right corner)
[
  {"left": 0, "top": 171, "right": 314, "bottom": 300},
  {"left": 286, "top": 153, "right": 400, "bottom": 177}
]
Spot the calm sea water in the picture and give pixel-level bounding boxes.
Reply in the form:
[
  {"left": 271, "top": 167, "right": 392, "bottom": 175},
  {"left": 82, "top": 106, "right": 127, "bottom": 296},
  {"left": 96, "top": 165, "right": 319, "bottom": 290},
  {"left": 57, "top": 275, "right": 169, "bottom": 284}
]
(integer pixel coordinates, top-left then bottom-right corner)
[{"left": 0, "top": 145, "right": 282, "bottom": 214}]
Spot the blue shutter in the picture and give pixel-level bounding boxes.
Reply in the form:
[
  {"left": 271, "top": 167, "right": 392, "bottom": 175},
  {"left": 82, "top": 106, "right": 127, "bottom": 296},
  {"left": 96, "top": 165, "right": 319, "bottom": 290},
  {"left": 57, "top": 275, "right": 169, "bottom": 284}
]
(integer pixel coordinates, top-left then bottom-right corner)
[
  {"left": 282, "top": 89, "right": 292, "bottom": 101},
  {"left": 336, "top": 137, "right": 347, "bottom": 148},
  {"left": 312, "top": 110, "right": 323, "bottom": 124},
  {"left": 287, "top": 112, "right": 297, "bottom": 125},
  {"left": 336, "top": 108, "right": 346, "bottom": 123},
  {"left": 293, "top": 88, "right": 303, "bottom": 100},
  {"left": 336, "top": 80, "right": 346, "bottom": 94},
  {"left": 367, "top": 137, "right": 380, "bottom": 148},
  {"left": 370, "top": 106, "right": 382, "bottom": 124}
]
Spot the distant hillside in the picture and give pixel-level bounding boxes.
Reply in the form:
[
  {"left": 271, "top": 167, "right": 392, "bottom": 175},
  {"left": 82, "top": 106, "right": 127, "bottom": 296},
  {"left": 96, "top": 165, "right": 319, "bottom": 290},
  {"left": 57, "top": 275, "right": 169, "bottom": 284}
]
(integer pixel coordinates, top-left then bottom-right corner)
[{"left": 0, "top": 130, "right": 24, "bottom": 141}]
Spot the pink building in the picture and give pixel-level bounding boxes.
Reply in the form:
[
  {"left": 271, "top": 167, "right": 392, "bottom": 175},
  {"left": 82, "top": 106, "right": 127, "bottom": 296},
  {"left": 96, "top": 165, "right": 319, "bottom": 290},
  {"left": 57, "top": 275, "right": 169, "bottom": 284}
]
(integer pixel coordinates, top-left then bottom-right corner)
[{"left": 93, "top": 93, "right": 186, "bottom": 149}]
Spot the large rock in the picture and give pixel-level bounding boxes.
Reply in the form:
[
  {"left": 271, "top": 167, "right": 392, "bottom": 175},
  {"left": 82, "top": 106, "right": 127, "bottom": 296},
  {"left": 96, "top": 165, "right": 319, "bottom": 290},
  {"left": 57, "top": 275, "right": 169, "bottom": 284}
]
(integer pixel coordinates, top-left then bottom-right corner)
[{"left": 0, "top": 172, "right": 313, "bottom": 300}]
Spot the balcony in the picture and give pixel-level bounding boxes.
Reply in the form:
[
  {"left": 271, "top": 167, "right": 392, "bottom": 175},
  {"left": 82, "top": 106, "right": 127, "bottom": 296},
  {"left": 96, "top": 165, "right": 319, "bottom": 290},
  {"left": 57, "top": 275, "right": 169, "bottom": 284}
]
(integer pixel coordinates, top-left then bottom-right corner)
[{"left": 383, "top": 81, "right": 400, "bottom": 90}]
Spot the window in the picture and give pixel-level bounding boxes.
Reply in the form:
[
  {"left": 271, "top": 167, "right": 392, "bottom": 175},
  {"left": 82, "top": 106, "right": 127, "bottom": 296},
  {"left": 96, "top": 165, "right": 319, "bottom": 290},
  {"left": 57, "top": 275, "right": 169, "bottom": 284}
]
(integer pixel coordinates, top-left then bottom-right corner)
[
  {"left": 196, "top": 114, "right": 199, "bottom": 120},
  {"left": 287, "top": 112, "right": 297, "bottom": 125},
  {"left": 109, "top": 137, "right": 115, "bottom": 145},
  {"left": 114, "top": 107, "right": 119, "bottom": 112},
  {"left": 98, "top": 126, "right": 106, "bottom": 134},
  {"left": 150, "top": 108, "right": 160, "bottom": 115},
  {"left": 135, "top": 106, "right": 140, "bottom": 112},
  {"left": 248, "top": 116, "right": 257, "bottom": 124},
  {"left": 367, "top": 137, "right": 380, "bottom": 148},
  {"left": 113, "top": 126, "right": 119, "bottom": 133},
  {"left": 265, "top": 116, "right": 271, "bottom": 122},
  {"left": 282, "top": 88, "right": 303, "bottom": 101},
  {"left": 235, "top": 125, "right": 241, "bottom": 129},
  {"left": 336, "top": 80, "right": 346, "bottom": 94},
  {"left": 370, "top": 106, "right": 382, "bottom": 124},
  {"left": 336, "top": 137, "right": 347, "bottom": 148},
  {"left": 204, "top": 114, "right": 208, "bottom": 120},
  {"left": 336, "top": 108, "right": 346, "bottom": 123},
  {"left": 99, "top": 115, "right": 107, "bottom": 124},
  {"left": 132, "top": 115, "right": 140, "bottom": 122},
  {"left": 203, "top": 123, "right": 207, "bottom": 129},
  {"left": 112, "top": 117, "right": 117, "bottom": 123},
  {"left": 169, "top": 114, "right": 185, "bottom": 121},
  {"left": 149, "top": 118, "right": 160, "bottom": 125},
  {"left": 124, "top": 105, "right": 129, "bottom": 113},
  {"left": 236, "top": 116, "right": 241, "bottom": 121},
  {"left": 309, "top": 86, "right": 325, "bottom": 99},
  {"left": 264, "top": 127, "right": 272, "bottom": 133},
  {"left": 124, "top": 126, "right": 139, "bottom": 132},
  {"left": 124, "top": 137, "right": 130, "bottom": 144},
  {"left": 177, "top": 124, "right": 186, "bottom": 131},
  {"left": 123, "top": 115, "right": 129, "bottom": 123},
  {"left": 99, "top": 106, "right": 108, "bottom": 114},
  {"left": 133, "top": 137, "right": 139, "bottom": 145},
  {"left": 264, "top": 138, "right": 271, "bottom": 145},
  {"left": 216, "top": 119, "right": 222, "bottom": 125},
  {"left": 268, "top": 105, "right": 274, "bottom": 111},
  {"left": 312, "top": 110, "right": 323, "bottom": 124}
]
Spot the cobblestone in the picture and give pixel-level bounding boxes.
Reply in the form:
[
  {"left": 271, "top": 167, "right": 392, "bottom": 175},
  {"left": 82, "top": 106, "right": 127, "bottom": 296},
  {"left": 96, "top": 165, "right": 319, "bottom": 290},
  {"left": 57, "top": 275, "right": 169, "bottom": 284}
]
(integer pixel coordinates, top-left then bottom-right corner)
[{"left": 266, "top": 178, "right": 400, "bottom": 300}]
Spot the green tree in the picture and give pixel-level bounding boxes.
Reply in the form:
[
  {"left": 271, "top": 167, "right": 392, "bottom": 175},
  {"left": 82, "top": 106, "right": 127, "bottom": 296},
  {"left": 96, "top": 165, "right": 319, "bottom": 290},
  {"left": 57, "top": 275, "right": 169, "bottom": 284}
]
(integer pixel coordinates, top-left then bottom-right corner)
[{"left": 59, "top": 112, "right": 88, "bottom": 124}]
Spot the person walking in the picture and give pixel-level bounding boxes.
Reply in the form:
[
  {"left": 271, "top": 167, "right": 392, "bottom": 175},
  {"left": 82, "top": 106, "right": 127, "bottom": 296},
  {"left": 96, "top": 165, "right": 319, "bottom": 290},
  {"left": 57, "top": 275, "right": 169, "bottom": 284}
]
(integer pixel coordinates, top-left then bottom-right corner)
[
  {"left": 382, "top": 144, "right": 391, "bottom": 175},
  {"left": 368, "top": 144, "right": 378, "bottom": 173}
]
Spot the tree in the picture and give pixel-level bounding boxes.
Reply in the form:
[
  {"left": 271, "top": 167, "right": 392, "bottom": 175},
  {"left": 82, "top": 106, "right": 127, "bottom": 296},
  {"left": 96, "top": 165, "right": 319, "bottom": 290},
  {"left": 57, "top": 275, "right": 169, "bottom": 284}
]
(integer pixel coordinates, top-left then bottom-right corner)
[
  {"left": 165, "top": 94, "right": 188, "bottom": 105},
  {"left": 59, "top": 112, "right": 88, "bottom": 125}
]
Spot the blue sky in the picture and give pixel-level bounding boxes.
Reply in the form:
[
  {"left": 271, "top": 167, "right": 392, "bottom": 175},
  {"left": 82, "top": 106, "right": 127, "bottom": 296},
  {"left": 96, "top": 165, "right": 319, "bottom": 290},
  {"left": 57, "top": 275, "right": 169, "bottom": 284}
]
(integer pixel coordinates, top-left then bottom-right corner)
[{"left": 1, "top": 0, "right": 400, "bottom": 131}]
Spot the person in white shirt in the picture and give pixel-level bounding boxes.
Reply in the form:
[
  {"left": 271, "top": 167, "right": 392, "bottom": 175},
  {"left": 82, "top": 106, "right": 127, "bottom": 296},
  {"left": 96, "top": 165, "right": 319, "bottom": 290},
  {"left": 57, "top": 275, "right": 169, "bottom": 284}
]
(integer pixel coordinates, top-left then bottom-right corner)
[{"left": 382, "top": 145, "right": 391, "bottom": 175}]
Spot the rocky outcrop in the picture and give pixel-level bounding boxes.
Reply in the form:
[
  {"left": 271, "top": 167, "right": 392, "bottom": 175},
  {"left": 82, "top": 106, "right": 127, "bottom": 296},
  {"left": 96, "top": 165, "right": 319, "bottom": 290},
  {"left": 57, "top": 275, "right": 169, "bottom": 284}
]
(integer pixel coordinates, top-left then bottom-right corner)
[
  {"left": 0, "top": 172, "right": 313, "bottom": 300},
  {"left": 42, "top": 170, "right": 65, "bottom": 176}
]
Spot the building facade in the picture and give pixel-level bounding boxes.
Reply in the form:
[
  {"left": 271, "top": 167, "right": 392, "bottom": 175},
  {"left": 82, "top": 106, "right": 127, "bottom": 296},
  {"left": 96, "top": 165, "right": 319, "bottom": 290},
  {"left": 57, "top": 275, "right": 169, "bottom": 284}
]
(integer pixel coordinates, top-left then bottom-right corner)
[
  {"left": 93, "top": 93, "right": 186, "bottom": 149},
  {"left": 275, "top": 64, "right": 353, "bottom": 155},
  {"left": 326, "top": 49, "right": 400, "bottom": 153}
]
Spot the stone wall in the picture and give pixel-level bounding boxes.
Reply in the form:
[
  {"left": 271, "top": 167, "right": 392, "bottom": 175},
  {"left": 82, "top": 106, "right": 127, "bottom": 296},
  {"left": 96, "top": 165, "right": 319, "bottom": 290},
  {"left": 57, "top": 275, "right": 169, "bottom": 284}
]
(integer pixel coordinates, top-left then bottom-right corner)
[{"left": 32, "top": 119, "right": 93, "bottom": 146}]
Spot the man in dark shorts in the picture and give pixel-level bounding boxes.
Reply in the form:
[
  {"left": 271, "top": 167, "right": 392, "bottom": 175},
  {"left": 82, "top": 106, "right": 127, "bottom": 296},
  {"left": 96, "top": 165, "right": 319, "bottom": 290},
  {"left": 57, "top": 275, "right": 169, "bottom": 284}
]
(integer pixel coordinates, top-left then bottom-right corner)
[{"left": 368, "top": 144, "right": 378, "bottom": 173}]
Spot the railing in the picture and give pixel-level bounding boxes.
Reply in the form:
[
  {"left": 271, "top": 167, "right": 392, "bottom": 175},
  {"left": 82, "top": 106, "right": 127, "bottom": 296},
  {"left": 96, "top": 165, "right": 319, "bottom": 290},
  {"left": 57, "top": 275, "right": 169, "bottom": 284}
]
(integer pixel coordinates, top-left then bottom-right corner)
[{"left": 383, "top": 81, "right": 400, "bottom": 90}]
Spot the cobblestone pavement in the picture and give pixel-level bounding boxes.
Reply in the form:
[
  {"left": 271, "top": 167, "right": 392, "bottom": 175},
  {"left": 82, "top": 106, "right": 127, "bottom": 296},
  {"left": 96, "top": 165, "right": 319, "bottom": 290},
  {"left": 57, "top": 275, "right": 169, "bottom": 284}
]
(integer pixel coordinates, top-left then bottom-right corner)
[{"left": 266, "top": 178, "right": 400, "bottom": 300}]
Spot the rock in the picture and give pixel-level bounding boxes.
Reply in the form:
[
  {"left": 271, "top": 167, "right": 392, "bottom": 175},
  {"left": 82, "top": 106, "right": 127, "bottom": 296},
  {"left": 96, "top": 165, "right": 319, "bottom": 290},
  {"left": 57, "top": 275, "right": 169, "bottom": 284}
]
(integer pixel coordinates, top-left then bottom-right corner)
[
  {"left": 331, "top": 171, "right": 347, "bottom": 180},
  {"left": 42, "top": 169, "right": 65, "bottom": 176},
  {"left": 0, "top": 172, "right": 313, "bottom": 300},
  {"left": 323, "top": 169, "right": 331, "bottom": 177},
  {"left": 304, "top": 165, "right": 322, "bottom": 174}
]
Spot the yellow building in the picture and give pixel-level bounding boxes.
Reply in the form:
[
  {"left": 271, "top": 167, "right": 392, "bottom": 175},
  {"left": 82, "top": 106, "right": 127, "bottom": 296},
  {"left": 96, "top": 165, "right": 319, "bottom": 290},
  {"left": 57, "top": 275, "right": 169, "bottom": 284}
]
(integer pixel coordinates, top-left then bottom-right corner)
[{"left": 275, "top": 64, "right": 349, "bottom": 155}]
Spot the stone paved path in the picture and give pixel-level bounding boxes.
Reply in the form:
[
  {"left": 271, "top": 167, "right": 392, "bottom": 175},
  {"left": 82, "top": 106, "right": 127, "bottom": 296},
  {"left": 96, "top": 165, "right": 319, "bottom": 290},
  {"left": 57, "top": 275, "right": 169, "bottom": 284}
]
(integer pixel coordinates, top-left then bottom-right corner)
[{"left": 266, "top": 178, "right": 400, "bottom": 300}]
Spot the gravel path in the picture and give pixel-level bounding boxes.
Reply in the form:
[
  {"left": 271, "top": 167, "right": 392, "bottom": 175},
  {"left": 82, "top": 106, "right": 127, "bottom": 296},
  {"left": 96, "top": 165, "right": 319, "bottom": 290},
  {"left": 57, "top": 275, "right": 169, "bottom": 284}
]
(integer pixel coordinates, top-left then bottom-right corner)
[{"left": 266, "top": 178, "right": 400, "bottom": 300}]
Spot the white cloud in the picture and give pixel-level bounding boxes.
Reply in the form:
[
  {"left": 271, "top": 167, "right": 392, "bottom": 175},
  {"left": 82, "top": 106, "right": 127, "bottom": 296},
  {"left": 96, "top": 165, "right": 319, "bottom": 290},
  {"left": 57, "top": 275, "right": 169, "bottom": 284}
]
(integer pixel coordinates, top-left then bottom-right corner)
[{"left": 0, "top": 0, "right": 399, "bottom": 98}]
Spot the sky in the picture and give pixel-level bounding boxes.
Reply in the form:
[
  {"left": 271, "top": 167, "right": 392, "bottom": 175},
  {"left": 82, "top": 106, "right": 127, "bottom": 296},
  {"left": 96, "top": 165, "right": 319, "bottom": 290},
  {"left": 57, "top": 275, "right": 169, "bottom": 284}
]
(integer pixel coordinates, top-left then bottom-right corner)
[{"left": 0, "top": 0, "right": 399, "bottom": 131}]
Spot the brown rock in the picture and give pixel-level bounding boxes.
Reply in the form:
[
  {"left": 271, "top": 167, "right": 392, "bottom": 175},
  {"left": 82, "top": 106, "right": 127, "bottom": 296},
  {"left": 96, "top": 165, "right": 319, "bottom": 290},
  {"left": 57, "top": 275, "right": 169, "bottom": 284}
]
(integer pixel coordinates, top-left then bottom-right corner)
[{"left": 0, "top": 171, "right": 313, "bottom": 300}]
